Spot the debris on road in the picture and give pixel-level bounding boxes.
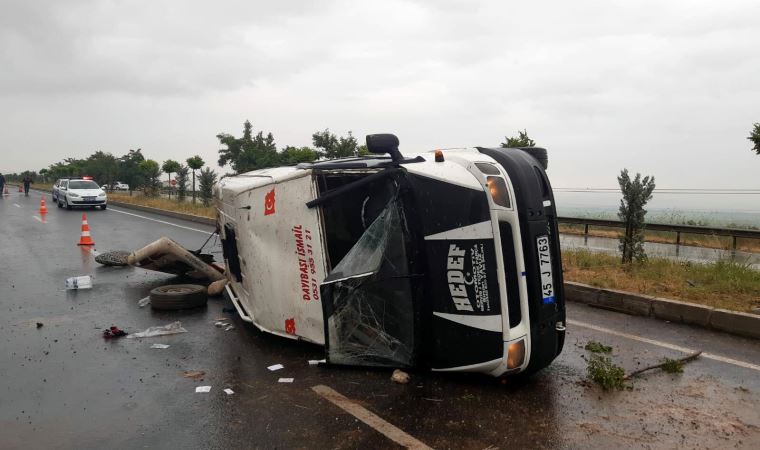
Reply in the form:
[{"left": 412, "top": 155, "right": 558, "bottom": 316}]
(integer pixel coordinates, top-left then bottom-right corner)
[
  {"left": 103, "top": 326, "right": 128, "bottom": 339},
  {"left": 224, "top": 388, "right": 234, "bottom": 395},
  {"left": 150, "top": 284, "right": 207, "bottom": 310},
  {"left": 137, "top": 296, "right": 151, "bottom": 308},
  {"left": 36, "top": 322, "right": 43, "bottom": 328},
  {"left": 267, "top": 364, "right": 284, "bottom": 371},
  {"left": 278, "top": 378, "right": 294, "bottom": 383},
  {"left": 623, "top": 351, "right": 702, "bottom": 380},
  {"left": 584, "top": 341, "right": 613, "bottom": 354},
  {"left": 127, "top": 321, "right": 187, "bottom": 338},
  {"left": 587, "top": 355, "right": 626, "bottom": 391},
  {"left": 308, "top": 359, "right": 325, "bottom": 366},
  {"left": 94, "top": 250, "right": 131, "bottom": 266},
  {"left": 224, "top": 325, "right": 234, "bottom": 331},
  {"left": 391, "top": 369, "right": 410, "bottom": 384},
  {"left": 150, "top": 343, "right": 170, "bottom": 349},
  {"left": 183, "top": 370, "right": 206, "bottom": 380},
  {"left": 214, "top": 321, "right": 226, "bottom": 328},
  {"left": 65, "top": 275, "right": 93, "bottom": 290},
  {"left": 195, "top": 386, "right": 211, "bottom": 393}
]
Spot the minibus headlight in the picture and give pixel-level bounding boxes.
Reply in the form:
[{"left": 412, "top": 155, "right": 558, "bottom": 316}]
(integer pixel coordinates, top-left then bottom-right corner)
[
  {"left": 486, "top": 176, "right": 511, "bottom": 208},
  {"left": 507, "top": 339, "right": 525, "bottom": 370}
]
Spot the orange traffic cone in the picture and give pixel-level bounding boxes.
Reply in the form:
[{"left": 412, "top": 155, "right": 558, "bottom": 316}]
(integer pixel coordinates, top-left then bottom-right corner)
[
  {"left": 39, "top": 197, "right": 48, "bottom": 214},
  {"left": 77, "top": 213, "right": 95, "bottom": 246}
]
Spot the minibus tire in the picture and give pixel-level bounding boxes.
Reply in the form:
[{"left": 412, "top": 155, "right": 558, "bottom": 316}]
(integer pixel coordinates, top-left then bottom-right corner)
[
  {"left": 518, "top": 147, "right": 548, "bottom": 170},
  {"left": 150, "top": 284, "right": 208, "bottom": 310}
]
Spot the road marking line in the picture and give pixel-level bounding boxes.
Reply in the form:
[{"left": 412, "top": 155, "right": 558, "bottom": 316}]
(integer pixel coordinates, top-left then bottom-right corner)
[
  {"left": 569, "top": 319, "right": 760, "bottom": 372},
  {"left": 32, "top": 215, "right": 43, "bottom": 222},
  {"left": 107, "top": 207, "right": 212, "bottom": 234},
  {"left": 312, "top": 385, "right": 433, "bottom": 450},
  {"left": 13, "top": 203, "right": 21, "bottom": 208}
]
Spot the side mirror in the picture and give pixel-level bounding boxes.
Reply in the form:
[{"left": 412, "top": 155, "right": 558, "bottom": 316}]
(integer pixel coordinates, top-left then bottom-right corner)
[{"left": 366, "top": 133, "right": 403, "bottom": 162}]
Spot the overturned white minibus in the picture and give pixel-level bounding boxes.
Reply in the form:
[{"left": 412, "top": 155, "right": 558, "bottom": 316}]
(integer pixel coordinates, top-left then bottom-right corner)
[{"left": 216, "top": 134, "right": 565, "bottom": 376}]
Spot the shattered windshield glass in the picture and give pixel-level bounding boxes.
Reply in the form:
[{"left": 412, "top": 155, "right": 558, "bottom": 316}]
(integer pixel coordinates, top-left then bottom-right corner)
[{"left": 321, "top": 199, "right": 416, "bottom": 367}]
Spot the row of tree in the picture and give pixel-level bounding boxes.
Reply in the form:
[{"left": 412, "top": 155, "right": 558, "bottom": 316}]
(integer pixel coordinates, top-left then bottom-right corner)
[
  {"left": 215, "top": 120, "right": 371, "bottom": 173},
  {"left": 5, "top": 150, "right": 217, "bottom": 206}
]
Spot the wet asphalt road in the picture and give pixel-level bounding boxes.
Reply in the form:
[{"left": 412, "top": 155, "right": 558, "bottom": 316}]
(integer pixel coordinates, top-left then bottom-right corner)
[{"left": 1, "top": 190, "right": 760, "bottom": 450}]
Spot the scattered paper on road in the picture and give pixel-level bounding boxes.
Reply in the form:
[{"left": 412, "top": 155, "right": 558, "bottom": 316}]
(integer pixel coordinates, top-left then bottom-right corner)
[
  {"left": 127, "top": 321, "right": 187, "bottom": 338},
  {"left": 138, "top": 296, "right": 151, "bottom": 307},
  {"left": 267, "top": 364, "right": 284, "bottom": 371},
  {"left": 214, "top": 321, "right": 226, "bottom": 328},
  {"left": 195, "top": 386, "right": 211, "bottom": 393},
  {"left": 225, "top": 325, "right": 235, "bottom": 331},
  {"left": 308, "top": 359, "right": 325, "bottom": 366},
  {"left": 183, "top": 370, "right": 206, "bottom": 380},
  {"left": 150, "top": 343, "right": 170, "bottom": 349},
  {"left": 278, "top": 378, "right": 294, "bottom": 383},
  {"left": 224, "top": 388, "right": 234, "bottom": 395}
]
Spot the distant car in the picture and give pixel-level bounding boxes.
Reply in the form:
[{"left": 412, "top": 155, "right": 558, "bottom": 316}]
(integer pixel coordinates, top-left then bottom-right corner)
[
  {"left": 101, "top": 181, "right": 129, "bottom": 191},
  {"left": 56, "top": 178, "right": 107, "bottom": 210}
]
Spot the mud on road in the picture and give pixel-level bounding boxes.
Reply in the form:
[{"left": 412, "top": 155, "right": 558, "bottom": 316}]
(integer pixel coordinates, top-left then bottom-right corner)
[{"left": 1, "top": 192, "right": 759, "bottom": 449}]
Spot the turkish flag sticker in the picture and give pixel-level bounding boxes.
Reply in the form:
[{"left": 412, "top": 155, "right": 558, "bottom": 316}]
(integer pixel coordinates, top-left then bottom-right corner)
[
  {"left": 285, "top": 318, "right": 296, "bottom": 335},
  {"left": 264, "top": 188, "right": 276, "bottom": 215}
]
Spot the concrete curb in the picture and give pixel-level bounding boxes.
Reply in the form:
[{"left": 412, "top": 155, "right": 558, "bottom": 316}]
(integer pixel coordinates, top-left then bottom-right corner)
[
  {"left": 108, "top": 200, "right": 216, "bottom": 226},
  {"left": 564, "top": 281, "right": 760, "bottom": 340}
]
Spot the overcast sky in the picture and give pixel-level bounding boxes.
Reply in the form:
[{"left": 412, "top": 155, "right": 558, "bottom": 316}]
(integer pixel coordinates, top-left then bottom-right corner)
[{"left": 1, "top": 0, "right": 759, "bottom": 199}]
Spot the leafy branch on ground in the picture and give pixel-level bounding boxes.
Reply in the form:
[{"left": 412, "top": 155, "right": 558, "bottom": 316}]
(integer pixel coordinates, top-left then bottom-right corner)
[
  {"left": 622, "top": 352, "right": 701, "bottom": 380},
  {"left": 586, "top": 348, "right": 702, "bottom": 390},
  {"left": 584, "top": 341, "right": 612, "bottom": 353},
  {"left": 587, "top": 354, "right": 627, "bottom": 391}
]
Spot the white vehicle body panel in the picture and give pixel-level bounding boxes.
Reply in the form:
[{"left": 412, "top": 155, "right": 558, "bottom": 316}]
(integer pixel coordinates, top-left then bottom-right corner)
[{"left": 218, "top": 169, "right": 328, "bottom": 344}]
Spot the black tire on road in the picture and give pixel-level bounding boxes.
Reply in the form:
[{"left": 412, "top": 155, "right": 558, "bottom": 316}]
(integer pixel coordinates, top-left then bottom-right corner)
[
  {"left": 101, "top": 204, "right": 107, "bottom": 210},
  {"left": 149, "top": 284, "right": 207, "bottom": 310},
  {"left": 519, "top": 147, "right": 548, "bottom": 170}
]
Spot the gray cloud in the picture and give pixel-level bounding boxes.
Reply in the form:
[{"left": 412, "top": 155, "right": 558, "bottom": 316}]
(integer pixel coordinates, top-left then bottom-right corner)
[{"left": 1, "top": 0, "right": 759, "bottom": 210}]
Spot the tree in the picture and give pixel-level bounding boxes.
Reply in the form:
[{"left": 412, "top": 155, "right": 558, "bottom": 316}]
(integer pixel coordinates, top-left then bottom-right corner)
[
  {"left": 186, "top": 155, "right": 205, "bottom": 204},
  {"left": 38, "top": 168, "right": 49, "bottom": 183},
  {"left": 279, "top": 146, "right": 319, "bottom": 165},
  {"left": 86, "top": 151, "right": 118, "bottom": 187},
  {"left": 501, "top": 129, "right": 536, "bottom": 148},
  {"left": 175, "top": 165, "right": 189, "bottom": 202},
  {"left": 118, "top": 149, "right": 146, "bottom": 193},
  {"left": 357, "top": 144, "right": 370, "bottom": 156},
  {"left": 748, "top": 123, "right": 760, "bottom": 155},
  {"left": 139, "top": 159, "right": 162, "bottom": 197},
  {"left": 312, "top": 129, "right": 358, "bottom": 158},
  {"left": 617, "top": 169, "right": 656, "bottom": 264},
  {"left": 198, "top": 167, "right": 217, "bottom": 207},
  {"left": 217, "top": 120, "right": 278, "bottom": 173},
  {"left": 161, "top": 159, "right": 181, "bottom": 190}
]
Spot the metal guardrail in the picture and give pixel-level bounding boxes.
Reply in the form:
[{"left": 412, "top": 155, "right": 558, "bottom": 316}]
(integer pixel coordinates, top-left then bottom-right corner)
[{"left": 558, "top": 217, "right": 760, "bottom": 249}]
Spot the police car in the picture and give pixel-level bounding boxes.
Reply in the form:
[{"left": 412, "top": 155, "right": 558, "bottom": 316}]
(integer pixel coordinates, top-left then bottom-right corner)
[
  {"left": 53, "top": 177, "right": 108, "bottom": 210},
  {"left": 215, "top": 134, "right": 565, "bottom": 377}
]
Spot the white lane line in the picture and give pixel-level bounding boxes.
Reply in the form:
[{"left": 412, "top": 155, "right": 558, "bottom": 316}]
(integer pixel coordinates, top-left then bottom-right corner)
[
  {"left": 13, "top": 203, "right": 21, "bottom": 208},
  {"left": 32, "top": 215, "right": 43, "bottom": 222},
  {"left": 312, "top": 385, "right": 433, "bottom": 450},
  {"left": 569, "top": 319, "right": 760, "bottom": 372},
  {"left": 107, "top": 207, "right": 212, "bottom": 234}
]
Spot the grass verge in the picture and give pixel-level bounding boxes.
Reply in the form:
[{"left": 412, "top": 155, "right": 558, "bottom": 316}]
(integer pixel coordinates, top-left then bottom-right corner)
[
  {"left": 108, "top": 193, "right": 215, "bottom": 219},
  {"left": 562, "top": 248, "right": 760, "bottom": 312}
]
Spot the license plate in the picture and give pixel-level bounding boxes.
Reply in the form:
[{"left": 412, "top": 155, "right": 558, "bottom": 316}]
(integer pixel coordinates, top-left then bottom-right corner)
[
  {"left": 536, "top": 236, "right": 555, "bottom": 304},
  {"left": 84, "top": 197, "right": 95, "bottom": 201}
]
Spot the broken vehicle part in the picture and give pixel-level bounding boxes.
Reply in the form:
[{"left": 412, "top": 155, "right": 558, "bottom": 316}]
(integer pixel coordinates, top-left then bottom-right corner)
[
  {"left": 149, "top": 284, "right": 207, "bottom": 310},
  {"left": 126, "top": 237, "right": 224, "bottom": 281}
]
